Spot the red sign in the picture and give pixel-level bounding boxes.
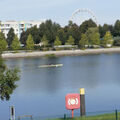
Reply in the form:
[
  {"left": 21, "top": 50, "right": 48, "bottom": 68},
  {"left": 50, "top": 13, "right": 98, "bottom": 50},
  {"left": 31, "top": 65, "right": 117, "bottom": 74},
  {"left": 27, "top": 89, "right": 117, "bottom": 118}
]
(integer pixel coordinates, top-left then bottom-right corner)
[{"left": 65, "top": 94, "right": 80, "bottom": 110}]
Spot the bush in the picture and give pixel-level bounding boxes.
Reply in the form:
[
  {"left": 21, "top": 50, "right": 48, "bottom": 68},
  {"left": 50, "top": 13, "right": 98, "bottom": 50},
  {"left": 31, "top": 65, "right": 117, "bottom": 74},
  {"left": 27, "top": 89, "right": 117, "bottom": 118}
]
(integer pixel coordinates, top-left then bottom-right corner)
[
  {"left": 113, "top": 36, "right": 120, "bottom": 46},
  {"left": 45, "top": 54, "right": 56, "bottom": 58},
  {"left": 34, "top": 46, "right": 41, "bottom": 50}
]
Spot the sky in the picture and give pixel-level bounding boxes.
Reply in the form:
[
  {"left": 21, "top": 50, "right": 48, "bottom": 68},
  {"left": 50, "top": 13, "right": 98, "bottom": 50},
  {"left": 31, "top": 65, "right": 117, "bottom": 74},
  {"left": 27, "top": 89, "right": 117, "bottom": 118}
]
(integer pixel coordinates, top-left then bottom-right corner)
[{"left": 0, "top": 0, "right": 120, "bottom": 26}]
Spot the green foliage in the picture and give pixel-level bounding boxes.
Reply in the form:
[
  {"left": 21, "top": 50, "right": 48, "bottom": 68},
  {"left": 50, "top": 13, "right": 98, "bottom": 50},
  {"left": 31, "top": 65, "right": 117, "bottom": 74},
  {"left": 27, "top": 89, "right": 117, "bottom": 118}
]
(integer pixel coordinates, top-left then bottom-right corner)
[
  {"left": 0, "top": 54, "right": 6, "bottom": 72},
  {"left": 65, "top": 36, "right": 75, "bottom": 45},
  {"left": 41, "top": 35, "right": 49, "bottom": 47},
  {"left": 7, "top": 28, "right": 15, "bottom": 47},
  {"left": 0, "top": 54, "right": 20, "bottom": 100},
  {"left": 114, "top": 20, "right": 120, "bottom": 37},
  {"left": 79, "top": 19, "right": 97, "bottom": 34},
  {"left": 79, "top": 34, "right": 88, "bottom": 48},
  {"left": 99, "top": 24, "right": 109, "bottom": 38},
  {"left": 86, "top": 27, "right": 100, "bottom": 47},
  {"left": 113, "top": 36, "right": 120, "bottom": 46},
  {"left": 11, "top": 35, "right": 20, "bottom": 50},
  {"left": 99, "top": 24, "right": 114, "bottom": 38},
  {"left": 20, "top": 26, "right": 40, "bottom": 45},
  {"left": 91, "top": 32, "right": 100, "bottom": 45},
  {"left": 20, "top": 31, "right": 28, "bottom": 45},
  {"left": 67, "top": 23, "right": 81, "bottom": 45},
  {"left": 52, "top": 112, "right": 118, "bottom": 120},
  {"left": 45, "top": 54, "right": 56, "bottom": 58},
  {"left": 102, "top": 31, "right": 113, "bottom": 47},
  {"left": 68, "top": 20, "right": 73, "bottom": 27},
  {"left": 57, "top": 29, "right": 66, "bottom": 45},
  {"left": 29, "top": 26, "right": 40, "bottom": 44},
  {"left": 54, "top": 36, "right": 62, "bottom": 46},
  {"left": 20, "top": 19, "right": 97, "bottom": 47},
  {"left": 0, "top": 32, "right": 7, "bottom": 51},
  {"left": 26, "top": 34, "right": 34, "bottom": 50},
  {"left": 19, "top": 19, "right": 120, "bottom": 48},
  {"left": 39, "top": 20, "right": 61, "bottom": 45}
]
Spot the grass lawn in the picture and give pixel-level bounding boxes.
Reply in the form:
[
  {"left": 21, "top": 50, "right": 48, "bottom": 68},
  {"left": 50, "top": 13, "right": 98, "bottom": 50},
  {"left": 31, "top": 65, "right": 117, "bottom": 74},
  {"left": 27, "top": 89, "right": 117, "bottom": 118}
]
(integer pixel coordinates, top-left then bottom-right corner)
[{"left": 48, "top": 112, "right": 120, "bottom": 120}]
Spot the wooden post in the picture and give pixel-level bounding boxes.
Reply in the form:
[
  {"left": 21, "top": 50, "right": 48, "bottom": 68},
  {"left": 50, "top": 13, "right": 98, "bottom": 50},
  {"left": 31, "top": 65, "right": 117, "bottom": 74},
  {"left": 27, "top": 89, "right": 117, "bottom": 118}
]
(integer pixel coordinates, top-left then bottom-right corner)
[
  {"left": 115, "top": 109, "right": 118, "bottom": 120},
  {"left": 31, "top": 115, "right": 33, "bottom": 120},
  {"left": 10, "top": 106, "right": 15, "bottom": 120},
  {"left": 80, "top": 88, "right": 86, "bottom": 117},
  {"left": 64, "top": 114, "right": 66, "bottom": 120}
]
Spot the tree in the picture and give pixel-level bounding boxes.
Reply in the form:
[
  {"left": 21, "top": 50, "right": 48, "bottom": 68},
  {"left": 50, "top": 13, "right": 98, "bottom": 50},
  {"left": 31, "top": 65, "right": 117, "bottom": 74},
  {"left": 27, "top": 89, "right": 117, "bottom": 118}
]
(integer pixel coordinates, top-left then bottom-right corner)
[
  {"left": 67, "top": 23, "right": 81, "bottom": 45},
  {"left": 7, "top": 28, "right": 15, "bottom": 47},
  {"left": 57, "top": 29, "right": 66, "bottom": 45},
  {"left": 0, "top": 32, "right": 7, "bottom": 51},
  {"left": 28, "top": 26, "right": 40, "bottom": 44},
  {"left": 20, "top": 30, "right": 29, "bottom": 45},
  {"left": 86, "top": 27, "right": 100, "bottom": 47},
  {"left": 41, "top": 35, "right": 49, "bottom": 47},
  {"left": 114, "top": 20, "right": 120, "bottom": 36},
  {"left": 79, "top": 19, "right": 97, "bottom": 34},
  {"left": 113, "top": 36, "right": 120, "bottom": 46},
  {"left": 54, "top": 36, "right": 62, "bottom": 46},
  {"left": 109, "top": 25, "right": 114, "bottom": 37},
  {"left": 38, "top": 20, "right": 61, "bottom": 46},
  {"left": 91, "top": 32, "right": 100, "bottom": 45},
  {"left": 11, "top": 35, "right": 20, "bottom": 50},
  {"left": 79, "top": 34, "right": 88, "bottom": 48},
  {"left": 68, "top": 20, "right": 73, "bottom": 28},
  {"left": 26, "top": 34, "right": 34, "bottom": 50},
  {"left": 99, "top": 25, "right": 104, "bottom": 38},
  {"left": 102, "top": 31, "right": 113, "bottom": 47},
  {"left": 99, "top": 24, "right": 114, "bottom": 38},
  {"left": 65, "top": 36, "right": 75, "bottom": 45},
  {"left": 20, "top": 26, "right": 40, "bottom": 45},
  {"left": 0, "top": 53, "right": 20, "bottom": 100}
]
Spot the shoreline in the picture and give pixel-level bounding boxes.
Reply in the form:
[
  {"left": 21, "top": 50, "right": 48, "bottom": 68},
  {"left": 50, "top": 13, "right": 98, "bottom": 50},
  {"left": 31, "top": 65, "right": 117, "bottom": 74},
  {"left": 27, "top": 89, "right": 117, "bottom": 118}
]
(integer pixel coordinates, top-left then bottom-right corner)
[{"left": 2, "top": 48, "right": 120, "bottom": 59}]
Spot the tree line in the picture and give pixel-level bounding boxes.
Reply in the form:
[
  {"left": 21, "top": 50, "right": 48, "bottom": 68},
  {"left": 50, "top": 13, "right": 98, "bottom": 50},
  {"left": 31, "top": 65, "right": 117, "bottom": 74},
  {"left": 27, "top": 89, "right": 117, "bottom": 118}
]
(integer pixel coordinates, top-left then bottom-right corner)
[{"left": 1, "top": 19, "right": 120, "bottom": 51}]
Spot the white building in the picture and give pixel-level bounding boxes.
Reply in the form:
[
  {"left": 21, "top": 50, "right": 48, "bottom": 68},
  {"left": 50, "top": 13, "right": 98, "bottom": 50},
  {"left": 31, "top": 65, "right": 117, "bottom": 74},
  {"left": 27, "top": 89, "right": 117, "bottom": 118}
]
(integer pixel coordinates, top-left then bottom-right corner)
[{"left": 0, "top": 20, "right": 44, "bottom": 39}]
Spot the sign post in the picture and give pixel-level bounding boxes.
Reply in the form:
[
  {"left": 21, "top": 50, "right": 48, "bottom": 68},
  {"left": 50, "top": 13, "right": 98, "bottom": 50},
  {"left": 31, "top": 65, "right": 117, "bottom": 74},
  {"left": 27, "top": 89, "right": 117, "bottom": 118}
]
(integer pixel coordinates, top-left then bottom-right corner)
[
  {"left": 72, "top": 109, "right": 74, "bottom": 118},
  {"left": 65, "top": 94, "right": 80, "bottom": 118}
]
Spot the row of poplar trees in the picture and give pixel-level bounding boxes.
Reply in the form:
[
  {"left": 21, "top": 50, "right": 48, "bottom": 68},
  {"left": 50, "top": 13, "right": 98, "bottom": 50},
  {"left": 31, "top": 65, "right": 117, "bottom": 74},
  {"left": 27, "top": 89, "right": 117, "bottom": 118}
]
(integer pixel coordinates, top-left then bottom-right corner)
[{"left": 0, "top": 28, "right": 35, "bottom": 51}]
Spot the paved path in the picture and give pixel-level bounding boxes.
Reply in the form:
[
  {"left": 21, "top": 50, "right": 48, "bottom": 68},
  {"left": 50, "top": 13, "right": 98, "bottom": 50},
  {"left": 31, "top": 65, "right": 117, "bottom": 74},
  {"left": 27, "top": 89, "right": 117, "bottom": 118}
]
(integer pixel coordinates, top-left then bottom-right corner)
[{"left": 2, "top": 48, "right": 120, "bottom": 58}]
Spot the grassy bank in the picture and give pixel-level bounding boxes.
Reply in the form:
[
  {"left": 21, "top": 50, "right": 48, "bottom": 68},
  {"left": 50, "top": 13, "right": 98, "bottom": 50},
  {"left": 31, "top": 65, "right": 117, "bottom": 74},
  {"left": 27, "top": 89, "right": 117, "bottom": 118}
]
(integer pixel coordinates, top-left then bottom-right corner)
[
  {"left": 49, "top": 112, "right": 120, "bottom": 120},
  {"left": 45, "top": 54, "right": 56, "bottom": 58}
]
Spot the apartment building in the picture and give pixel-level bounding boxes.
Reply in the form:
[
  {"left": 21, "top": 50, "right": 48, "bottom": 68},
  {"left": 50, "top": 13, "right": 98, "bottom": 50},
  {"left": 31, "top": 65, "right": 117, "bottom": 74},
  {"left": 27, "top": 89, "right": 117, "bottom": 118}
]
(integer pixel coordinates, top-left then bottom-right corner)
[{"left": 0, "top": 20, "right": 44, "bottom": 39}]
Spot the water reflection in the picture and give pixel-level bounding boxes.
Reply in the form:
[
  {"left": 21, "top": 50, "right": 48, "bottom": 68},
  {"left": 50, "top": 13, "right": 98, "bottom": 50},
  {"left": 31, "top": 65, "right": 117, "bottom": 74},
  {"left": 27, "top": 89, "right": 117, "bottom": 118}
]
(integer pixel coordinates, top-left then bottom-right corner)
[{"left": 5, "top": 54, "right": 120, "bottom": 94}]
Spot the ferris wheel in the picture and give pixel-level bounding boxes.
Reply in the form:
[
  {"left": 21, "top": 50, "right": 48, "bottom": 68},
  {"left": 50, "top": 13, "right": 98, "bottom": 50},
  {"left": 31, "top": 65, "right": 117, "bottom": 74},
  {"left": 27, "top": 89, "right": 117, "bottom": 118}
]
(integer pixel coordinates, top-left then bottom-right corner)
[{"left": 70, "top": 9, "right": 99, "bottom": 26}]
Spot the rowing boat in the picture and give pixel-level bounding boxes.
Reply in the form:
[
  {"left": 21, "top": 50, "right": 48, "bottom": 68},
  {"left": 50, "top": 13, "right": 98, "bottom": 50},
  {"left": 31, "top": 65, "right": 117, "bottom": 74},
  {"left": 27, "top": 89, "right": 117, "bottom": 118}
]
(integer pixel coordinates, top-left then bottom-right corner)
[{"left": 38, "top": 64, "right": 63, "bottom": 68}]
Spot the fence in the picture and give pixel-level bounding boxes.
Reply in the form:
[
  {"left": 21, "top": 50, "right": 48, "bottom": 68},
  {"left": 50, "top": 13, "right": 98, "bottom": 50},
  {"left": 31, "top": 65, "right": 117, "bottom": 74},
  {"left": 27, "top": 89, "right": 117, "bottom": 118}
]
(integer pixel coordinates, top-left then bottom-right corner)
[{"left": 14, "top": 109, "right": 120, "bottom": 120}]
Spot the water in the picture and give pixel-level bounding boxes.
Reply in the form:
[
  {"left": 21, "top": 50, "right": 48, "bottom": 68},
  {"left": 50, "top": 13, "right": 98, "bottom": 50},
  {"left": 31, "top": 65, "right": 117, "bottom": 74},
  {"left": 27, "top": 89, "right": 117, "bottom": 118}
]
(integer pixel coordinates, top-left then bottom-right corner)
[{"left": 0, "top": 53, "right": 120, "bottom": 120}]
